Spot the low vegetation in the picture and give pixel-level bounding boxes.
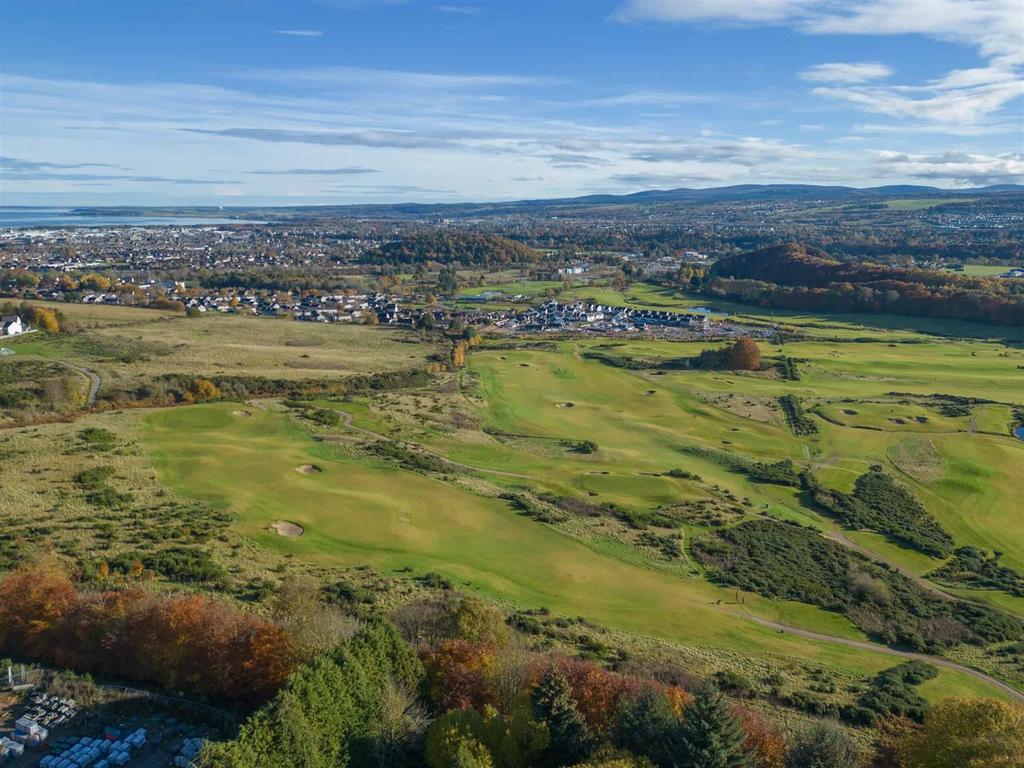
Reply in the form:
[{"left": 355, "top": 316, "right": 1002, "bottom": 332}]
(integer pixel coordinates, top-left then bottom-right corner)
[
  {"left": 806, "top": 470, "right": 954, "bottom": 558},
  {"left": 694, "top": 519, "right": 1022, "bottom": 652}
]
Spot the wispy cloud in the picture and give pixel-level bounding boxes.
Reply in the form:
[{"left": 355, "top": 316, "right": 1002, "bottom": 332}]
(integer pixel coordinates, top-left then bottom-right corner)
[
  {"left": 874, "top": 149, "right": 1024, "bottom": 186},
  {"left": 800, "top": 62, "right": 892, "bottom": 83},
  {"left": 613, "top": 0, "right": 813, "bottom": 24},
  {"left": 184, "top": 127, "right": 460, "bottom": 149},
  {"left": 246, "top": 166, "right": 378, "bottom": 175},
  {"left": 232, "top": 65, "right": 561, "bottom": 89},
  {"left": 1, "top": 156, "right": 237, "bottom": 185},
  {"left": 435, "top": 5, "right": 482, "bottom": 15},
  {"left": 273, "top": 29, "right": 324, "bottom": 37},
  {"left": 616, "top": 0, "right": 1024, "bottom": 125}
]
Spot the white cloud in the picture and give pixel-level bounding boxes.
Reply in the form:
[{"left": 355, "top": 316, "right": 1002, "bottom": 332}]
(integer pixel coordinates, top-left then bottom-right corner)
[
  {"left": 813, "top": 77, "right": 1024, "bottom": 123},
  {"left": 231, "top": 65, "right": 560, "bottom": 90},
  {"left": 616, "top": 0, "right": 1024, "bottom": 124},
  {"left": 273, "top": 30, "right": 324, "bottom": 37},
  {"left": 614, "top": 0, "right": 813, "bottom": 23},
  {"left": 874, "top": 149, "right": 1024, "bottom": 185},
  {"left": 800, "top": 62, "right": 892, "bottom": 83},
  {"left": 435, "top": 5, "right": 482, "bottom": 14},
  {"left": 570, "top": 90, "right": 711, "bottom": 107}
]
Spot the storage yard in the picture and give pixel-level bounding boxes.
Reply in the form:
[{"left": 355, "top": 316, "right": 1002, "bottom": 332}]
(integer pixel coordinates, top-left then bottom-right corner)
[{"left": 0, "top": 678, "right": 220, "bottom": 767}]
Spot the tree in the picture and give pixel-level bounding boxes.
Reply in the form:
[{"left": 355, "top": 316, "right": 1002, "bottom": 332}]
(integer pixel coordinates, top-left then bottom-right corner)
[
  {"left": 29, "top": 306, "right": 61, "bottom": 333},
  {"left": 728, "top": 338, "right": 761, "bottom": 371},
  {"left": 733, "top": 708, "right": 786, "bottom": 768},
  {"left": 613, "top": 688, "right": 679, "bottom": 768},
  {"left": 898, "top": 698, "right": 1024, "bottom": 768},
  {"left": 532, "top": 667, "right": 593, "bottom": 766},
  {"left": 190, "top": 378, "right": 221, "bottom": 402},
  {"left": 437, "top": 266, "right": 460, "bottom": 294},
  {"left": 673, "top": 686, "right": 751, "bottom": 768},
  {"left": 785, "top": 722, "right": 860, "bottom": 768}
]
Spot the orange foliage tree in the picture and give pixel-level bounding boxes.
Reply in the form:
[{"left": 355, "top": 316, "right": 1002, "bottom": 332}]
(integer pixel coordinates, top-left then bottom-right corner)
[{"left": 0, "top": 565, "right": 296, "bottom": 705}]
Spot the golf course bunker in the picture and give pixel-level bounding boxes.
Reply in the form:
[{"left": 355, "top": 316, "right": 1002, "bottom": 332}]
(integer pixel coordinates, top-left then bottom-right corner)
[
  {"left": 295, "top": 464, "right": 323, "bottom": 475},
  {"left": 233, "top": 409, "right": 252, "bottom": 417},
  {"left": 271, "top": 520, "right": 304, "bottom": 537}
]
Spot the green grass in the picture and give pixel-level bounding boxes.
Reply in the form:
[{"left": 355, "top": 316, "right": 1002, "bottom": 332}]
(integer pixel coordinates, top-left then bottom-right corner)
[
  {"left": 142, "top": 402, "right": 1018, "bottom": 697},
  {"left": 955, "top": 264, "right": 1017, "bottom": 277}
]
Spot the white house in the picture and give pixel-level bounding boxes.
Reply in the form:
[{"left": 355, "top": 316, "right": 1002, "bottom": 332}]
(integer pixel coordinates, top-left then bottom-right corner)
[{"left": 1, "top": 315, "right": 25, "bottom": 337}]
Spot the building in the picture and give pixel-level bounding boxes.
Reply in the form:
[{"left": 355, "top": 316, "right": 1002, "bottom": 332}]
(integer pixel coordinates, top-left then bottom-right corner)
[{"left": 1, "top": 315, "right": 25, "bottom": 337}]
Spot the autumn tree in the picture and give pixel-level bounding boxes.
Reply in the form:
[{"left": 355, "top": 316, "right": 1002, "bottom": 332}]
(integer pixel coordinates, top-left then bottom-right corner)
[
  {"left": 898, "top": 698, "right": 1024, "bottom": 768},
  {"left": 189, "top": 378, "right": 221, "bottom": 402},
  {"left": 0, "top": 564, "right": 76, "bottom": 658},
  {"left": 733, "top": 707, "right": 787, "bottom": 768},
  {"left": 728, "top": 338, "right": 761, "bottom": 371}
]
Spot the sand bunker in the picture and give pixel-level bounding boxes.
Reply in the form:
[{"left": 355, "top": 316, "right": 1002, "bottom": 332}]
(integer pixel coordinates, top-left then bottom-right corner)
[
  {"left": 295, "top": 464, "right": 322, "bottom": 474},
  {"left": 233, "top": 409, "right": 252, "bottom": 417},
  {"left": 271, "top": 520, "right": 304, "bottom": 537}
]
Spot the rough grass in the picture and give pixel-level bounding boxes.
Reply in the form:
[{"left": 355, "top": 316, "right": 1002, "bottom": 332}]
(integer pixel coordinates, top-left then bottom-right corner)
[{"left": 5, "top": 307, "right": 439, "bottom": 393}]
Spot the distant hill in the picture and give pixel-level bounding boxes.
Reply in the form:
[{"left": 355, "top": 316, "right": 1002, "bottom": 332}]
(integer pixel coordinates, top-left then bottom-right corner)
[
  {"left": 365, "top": 231, "right": 539, "bottom": 266},
  {"left": 706, "top": 242, "right": 1024, "bottom": 326},
  {"left": 66, "top": 183, "right": 1024, "bottom": 221}
]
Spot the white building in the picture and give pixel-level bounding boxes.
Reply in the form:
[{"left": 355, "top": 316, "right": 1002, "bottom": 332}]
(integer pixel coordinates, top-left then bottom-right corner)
[{"left": 1, "top": 315, "right": 25, "bottom": 337}]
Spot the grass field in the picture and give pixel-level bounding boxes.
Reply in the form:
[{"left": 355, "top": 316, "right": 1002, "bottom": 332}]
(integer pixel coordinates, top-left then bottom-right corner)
[
  {"left": 3, "top": 303, "right": 438, "bottom": 395},
  {"left": 143, "top": 402, "right": 1018, "bottom": 701},
  {"left": 6, "top": 295, "right": 1023, "bottom": 704}
]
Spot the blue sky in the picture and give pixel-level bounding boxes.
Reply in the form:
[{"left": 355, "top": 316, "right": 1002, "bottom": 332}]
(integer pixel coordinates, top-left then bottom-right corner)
[{"left": 1, "top": 0, "right": 1021, "bottom": 205}]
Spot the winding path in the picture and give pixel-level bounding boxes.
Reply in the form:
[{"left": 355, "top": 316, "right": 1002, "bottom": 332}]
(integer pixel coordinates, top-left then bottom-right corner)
[
  {"left": 64, "top": 362, "right": 101, "bottom": 406},
  {"left": 743, "top": 614, "right": 1024, "bottom": 702},
  {"left": 330, "top": 403, "right": 1023, "bottom": 700}
]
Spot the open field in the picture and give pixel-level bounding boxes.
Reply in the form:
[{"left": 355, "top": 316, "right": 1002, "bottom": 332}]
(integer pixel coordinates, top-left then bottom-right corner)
[
  {"left": 143, "top": 402, "right": 1019, "bottom": 702},
  {"left": 4, "top": 296, "right": 1022, "bottom": 709},
  {"left": 2, "top": 302, "right": 438, "bottom": 396}
]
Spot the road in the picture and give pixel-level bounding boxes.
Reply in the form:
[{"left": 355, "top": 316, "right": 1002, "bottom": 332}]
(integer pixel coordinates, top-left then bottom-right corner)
[
  {"left": 332, "top": 405, "right": 1023, "bottom": 701},
  {"left": 64, "top": 362, "right": 101, "bottom": 406},
  {"left": 743, "top": 614, "right": 1024, "bottom": 702}
]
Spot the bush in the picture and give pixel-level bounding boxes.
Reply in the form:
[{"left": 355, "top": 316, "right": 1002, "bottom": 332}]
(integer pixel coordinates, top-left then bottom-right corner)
[{"left": 806, "top": 470, "right": 953, "bottom": 558}]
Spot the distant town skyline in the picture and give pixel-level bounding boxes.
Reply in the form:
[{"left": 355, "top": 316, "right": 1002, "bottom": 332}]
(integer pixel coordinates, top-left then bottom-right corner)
[{"left": 1, "top": 0, "right": 1021, "bottom": 205}]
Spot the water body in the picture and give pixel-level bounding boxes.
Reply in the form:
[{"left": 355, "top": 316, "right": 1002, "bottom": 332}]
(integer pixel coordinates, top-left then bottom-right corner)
[
  {"left": 1014, "top": 424, "right": 1024, "bottom": 441},
  {"left": 0, "top": 208, "right": 263, "bottom": 228}
]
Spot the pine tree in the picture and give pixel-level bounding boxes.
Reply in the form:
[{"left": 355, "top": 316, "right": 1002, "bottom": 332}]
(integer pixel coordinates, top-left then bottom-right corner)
[
  {"left": 672, "top": 686, "right": 751, "bottom": 768},
  {"left": 532, "top": 667, "right": 593, "bottom": 766},
  {"left": 613, "top": 688, "right": 679, "bottom": 768},
  {"left": 785, "top": 721, "right": 860, "bottom": 768}
]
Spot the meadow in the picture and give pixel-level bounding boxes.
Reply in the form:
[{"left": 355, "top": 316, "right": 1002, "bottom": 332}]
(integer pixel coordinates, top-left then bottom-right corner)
[
  {"left": 4, "top": 292, "right": 1022, "bottom": 706},
  {"left": 3, "top": 302, "right": 438, "bottom": 395},
  {"left": 143, "top": 402, "right": 1014, "bottom": 703}
]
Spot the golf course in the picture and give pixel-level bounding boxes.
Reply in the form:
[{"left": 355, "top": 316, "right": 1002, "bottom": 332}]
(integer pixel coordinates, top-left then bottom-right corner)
[{"left": 143, "top": 310, "right": 1024, "bottom": 702}]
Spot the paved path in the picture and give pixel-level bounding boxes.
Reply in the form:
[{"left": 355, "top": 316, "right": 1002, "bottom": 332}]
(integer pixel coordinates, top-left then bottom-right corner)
[
  {"left": 65, "top": 362, "right": 101, "bottom": 406},
  {"left": 823, "top": 529, "right": 958, "bottom": 602},
  {"left": 743, "top": 614, "right": 1024, "bottom": 702}
]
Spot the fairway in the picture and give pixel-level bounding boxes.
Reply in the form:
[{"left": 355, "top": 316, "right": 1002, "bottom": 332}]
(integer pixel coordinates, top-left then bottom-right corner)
[{"left": 145, "top": 402, "right": 1018, "bottom": 699}]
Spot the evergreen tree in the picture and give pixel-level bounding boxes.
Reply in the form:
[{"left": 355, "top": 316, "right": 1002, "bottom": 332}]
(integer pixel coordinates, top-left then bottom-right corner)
[
  {"left": 672, "top": 686, "right": 751, "bottom": 768},
  {"left": 785, "top": 722, "right": 860, "bottom": 768},
  {"left": 613, "top": 688, "right": 679, "bottom": 768},
  {"left": 532, "top": 667, "right": 593, "bottom": 766}
]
